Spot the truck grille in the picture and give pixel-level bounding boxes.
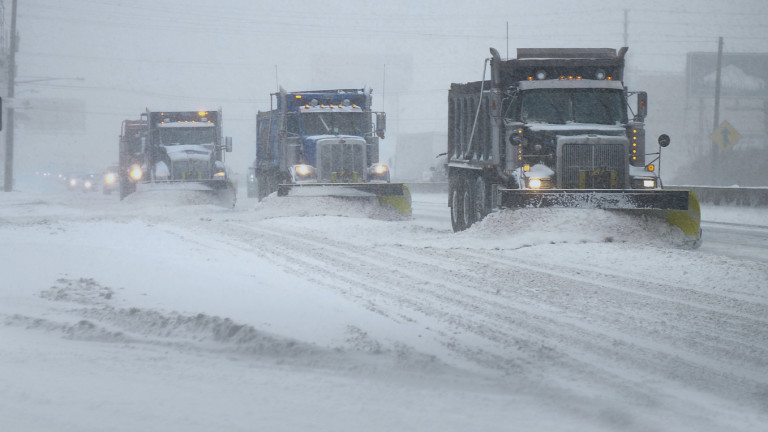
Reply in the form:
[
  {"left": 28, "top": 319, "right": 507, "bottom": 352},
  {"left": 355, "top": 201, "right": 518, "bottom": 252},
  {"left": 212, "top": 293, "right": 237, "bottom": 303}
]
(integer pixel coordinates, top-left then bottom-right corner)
[
  {"left": 560, "top": 143, "right": 626, "bottom": 189},
  {"left": 172, "top": 161, "right": 210, "bottom": 180},
  {"left": 317, "top": 141, "right": 366, "bottom": 182}
]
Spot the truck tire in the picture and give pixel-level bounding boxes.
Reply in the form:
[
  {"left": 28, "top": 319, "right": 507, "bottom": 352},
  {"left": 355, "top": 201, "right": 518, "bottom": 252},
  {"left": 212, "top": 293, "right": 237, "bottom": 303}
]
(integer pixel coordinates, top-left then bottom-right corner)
[
  {"left": 450, "top": 177, "right": 466, "bottom": 232},
  {"left": 470, "top": 175, "right": 488, "bottom": 224},
  {"left": 256, "top": 175, "right": 268, "bottom": 201},
  {"left": 462, "top": 177, "right": 476, "bottom": 228}
]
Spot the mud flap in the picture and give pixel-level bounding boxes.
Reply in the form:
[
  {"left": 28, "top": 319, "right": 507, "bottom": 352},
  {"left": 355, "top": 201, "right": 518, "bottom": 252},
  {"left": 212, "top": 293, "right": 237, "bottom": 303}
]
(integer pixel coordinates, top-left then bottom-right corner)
[{"left": 377, "top": 184, "right": 412, "bottom": 216}]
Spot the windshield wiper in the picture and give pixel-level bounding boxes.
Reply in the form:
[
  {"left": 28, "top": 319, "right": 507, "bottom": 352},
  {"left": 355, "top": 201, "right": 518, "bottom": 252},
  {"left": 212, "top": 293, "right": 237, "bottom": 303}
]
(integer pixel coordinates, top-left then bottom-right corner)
[{"left": 319, "top": 115, "right": 330, "bottom": 132}]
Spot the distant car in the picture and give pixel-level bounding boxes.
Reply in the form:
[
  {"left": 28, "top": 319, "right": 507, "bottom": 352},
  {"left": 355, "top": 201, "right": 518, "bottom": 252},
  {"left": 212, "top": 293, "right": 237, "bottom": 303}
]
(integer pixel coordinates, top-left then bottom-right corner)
[
  {"left": 67, "top": 173, "right": 98, "bottom": 192},
  {"left": 102, "top": 166, "right": 119, "bottom": 194}
]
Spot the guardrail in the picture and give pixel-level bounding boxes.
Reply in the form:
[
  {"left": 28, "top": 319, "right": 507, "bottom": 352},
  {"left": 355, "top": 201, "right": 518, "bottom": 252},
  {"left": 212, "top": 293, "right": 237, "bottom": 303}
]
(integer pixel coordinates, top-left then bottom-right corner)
[
  {"left": 405, "top": 182, "right": 768, "bottom": 207},
  {"left": 669, "top": 186, "right": 768, "bottom": 207},
  {"left": 406, "top": 182, "right": 448, "bottom": 194}
]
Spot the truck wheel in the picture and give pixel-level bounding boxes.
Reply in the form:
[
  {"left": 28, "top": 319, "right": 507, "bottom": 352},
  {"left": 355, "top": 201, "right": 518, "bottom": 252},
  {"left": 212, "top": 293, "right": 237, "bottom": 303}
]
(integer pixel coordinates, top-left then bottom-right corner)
[
  {"left": 254, "top": 175, "right": 265, "bottom": 201},
  {"left": 462, "top": 177, "right": 476, "bottom": 228},
  {"left": 450, "top": 179, "right": 466, "bottom": 232},
  {"left": 471, "top": 176, "right": 488, "bottom": 222}
]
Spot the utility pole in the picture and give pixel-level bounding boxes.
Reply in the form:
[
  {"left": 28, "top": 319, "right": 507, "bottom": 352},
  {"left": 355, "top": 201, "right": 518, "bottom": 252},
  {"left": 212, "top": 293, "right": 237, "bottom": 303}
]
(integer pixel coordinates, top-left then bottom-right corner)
[
  {"left": 3, "top": 0, "right": 17, "bottom": 192},
  {"left": 712, "top": 36, "right": 723, "bottom": 179},
  {"left": 713, "top": 37, "right": 724, "bottom": 132}
]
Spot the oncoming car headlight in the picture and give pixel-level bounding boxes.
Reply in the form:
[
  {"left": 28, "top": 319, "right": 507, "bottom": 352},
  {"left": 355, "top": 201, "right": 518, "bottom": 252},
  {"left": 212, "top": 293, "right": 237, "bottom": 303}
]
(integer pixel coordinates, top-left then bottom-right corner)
[{"left": 104, "top": 172, "right": 117, "bottom": 184}]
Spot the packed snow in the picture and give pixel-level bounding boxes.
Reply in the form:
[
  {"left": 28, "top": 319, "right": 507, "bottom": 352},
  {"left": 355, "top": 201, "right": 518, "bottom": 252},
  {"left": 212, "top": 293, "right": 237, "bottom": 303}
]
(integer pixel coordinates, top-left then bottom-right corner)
[{"left": 1, "top": 181, "right": 767, "bottom": 432}]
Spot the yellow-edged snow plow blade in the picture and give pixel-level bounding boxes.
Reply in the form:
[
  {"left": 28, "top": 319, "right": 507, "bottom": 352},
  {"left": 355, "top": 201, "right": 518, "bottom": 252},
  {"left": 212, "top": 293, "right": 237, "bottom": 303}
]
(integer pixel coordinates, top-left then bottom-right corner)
[
  {"left": 663, "top": 189, "right": 702, "bottom": 247},
  {"left": 377, "top": 184, "right": 412, "bottom": 215},
  {"left": 499, "top": 188, "right": 702, "bottom": 247},
  {"left": 277, "top": 182, "right": 412, "bottom": 215}
]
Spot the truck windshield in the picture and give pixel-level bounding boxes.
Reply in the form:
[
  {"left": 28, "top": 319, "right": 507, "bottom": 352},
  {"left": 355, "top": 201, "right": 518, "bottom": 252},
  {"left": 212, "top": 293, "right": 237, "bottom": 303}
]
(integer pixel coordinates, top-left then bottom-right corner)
[
  {"left": 518, "top": 88, "right": 626, "bottom": 125},
  {"left": 158, "top": 127, "right": 216, "bottom": 146},
  {"left": 300, "top": 112, "right": 363, "bottom": 136}
]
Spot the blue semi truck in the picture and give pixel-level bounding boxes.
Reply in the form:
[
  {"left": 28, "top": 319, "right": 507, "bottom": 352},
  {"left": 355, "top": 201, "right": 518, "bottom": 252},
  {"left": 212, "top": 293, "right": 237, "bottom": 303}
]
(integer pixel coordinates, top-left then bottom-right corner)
[{"left": 247, "top": 87, "right": 411, "bottom": 214}]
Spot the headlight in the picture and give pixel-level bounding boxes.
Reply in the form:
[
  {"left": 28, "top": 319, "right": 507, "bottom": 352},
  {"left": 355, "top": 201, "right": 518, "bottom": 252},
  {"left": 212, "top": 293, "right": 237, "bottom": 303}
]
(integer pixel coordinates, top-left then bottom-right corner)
[
  {"left": 367, "top": 164, "right": 390, "bottom": 182},
  {"left": 527, "top": 178, "right": 551, "bottom": 189},
  {"left": 631, "top": 178, "right": 657, "bottom": 189},
  {"left": 129, "top": 165, "right": 143, "bottom": 181},
  {"left": 84, "top": 181, "right": 93, "bottom": 189},
  {"left": 372, "top": 164, "right": 387, "bottom": 175},
  {"left": 104, "top": 173, "right": 117, "bottom": 184},
  {"left": 291, "top": 164, "right": 316, "bottom": 182},
  {"left": 214, "top": 171, "right": 226, "bottom": 178},
  {"left": 295, "top": 164, "right": 312, "bottom": 177},
  {"left": 69, "top": 178, "right": 78, "bottom": 187}
]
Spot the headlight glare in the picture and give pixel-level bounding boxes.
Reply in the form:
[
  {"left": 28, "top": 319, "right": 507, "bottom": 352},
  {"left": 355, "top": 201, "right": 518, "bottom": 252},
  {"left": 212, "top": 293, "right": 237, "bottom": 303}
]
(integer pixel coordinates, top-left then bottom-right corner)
[
  {"left": 291, "top": 164, "right": 317, "bottom": 182},
  {"left": 295, "top": 164, "right": 312, "bottom": 176},
  {"left": 129, "top": 165, "right": 143, "bottom": 181}
]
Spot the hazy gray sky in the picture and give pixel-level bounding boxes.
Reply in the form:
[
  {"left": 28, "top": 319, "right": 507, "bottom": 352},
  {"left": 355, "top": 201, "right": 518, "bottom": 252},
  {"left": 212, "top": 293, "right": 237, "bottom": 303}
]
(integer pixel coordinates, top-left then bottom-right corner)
[{"left": 5, "top": 0, "right": 767, "bottom": 174}]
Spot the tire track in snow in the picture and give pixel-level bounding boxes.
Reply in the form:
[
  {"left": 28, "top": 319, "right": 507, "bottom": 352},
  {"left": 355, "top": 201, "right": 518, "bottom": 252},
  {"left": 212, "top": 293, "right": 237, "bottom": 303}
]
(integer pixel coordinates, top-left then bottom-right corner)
[{"left": 179, "top": 218, "right": 768, "bottom": 415}]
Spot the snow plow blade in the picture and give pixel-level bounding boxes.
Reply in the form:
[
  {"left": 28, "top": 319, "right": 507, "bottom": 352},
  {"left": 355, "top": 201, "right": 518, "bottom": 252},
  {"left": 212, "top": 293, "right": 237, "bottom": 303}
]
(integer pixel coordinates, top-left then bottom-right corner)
[
  {"left": 277, "top": 183, "right": 412, "bottom": 215},
  {"left": 499, "top": 188, "right": 702, "bottom": 247},
  {"left": 130, "top": 180, "right": 236, "bottom": 208}
]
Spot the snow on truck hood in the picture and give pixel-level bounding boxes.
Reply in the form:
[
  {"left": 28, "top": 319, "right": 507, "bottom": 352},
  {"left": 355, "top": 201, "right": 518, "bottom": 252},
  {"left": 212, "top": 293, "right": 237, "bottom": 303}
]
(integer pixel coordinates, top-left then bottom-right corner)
[
  {"left": 525, "top": 123, "right": 627, "bottom": 133},
  {"left": 303, "top": 134, "right": 366, "bottom": 143},
  {"left": 164, "top": 144, "right": 213, "bottom": 162}
]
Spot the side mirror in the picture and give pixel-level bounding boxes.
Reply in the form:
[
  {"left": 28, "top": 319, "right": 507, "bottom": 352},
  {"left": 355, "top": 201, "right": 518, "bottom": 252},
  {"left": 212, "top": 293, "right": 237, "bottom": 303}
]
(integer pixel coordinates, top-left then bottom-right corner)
[
  {"left": 636, "top": 91, "right": 648, "bottom": 120},
  {"left": 375, "top": 112, "right": 386, "bottom": 139},
  {"left": 225, "top": 136, "right": 233, "bottom": 152},
  {"left": 658, "top": 134, "right": 670, "bottom": 148}
]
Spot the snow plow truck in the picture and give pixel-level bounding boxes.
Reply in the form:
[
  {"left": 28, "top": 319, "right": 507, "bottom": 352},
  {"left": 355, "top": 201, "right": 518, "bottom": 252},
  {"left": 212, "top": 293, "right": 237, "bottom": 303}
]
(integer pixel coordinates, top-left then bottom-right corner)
[
  {"left": 247, "top": 87, "right": 411, "bottom": 215},
  {"left": 118, "top": 109, "right": 235, "bottom": 206},
  {"left": 447, "top": 47, "right": 701, "bottom": 246}
]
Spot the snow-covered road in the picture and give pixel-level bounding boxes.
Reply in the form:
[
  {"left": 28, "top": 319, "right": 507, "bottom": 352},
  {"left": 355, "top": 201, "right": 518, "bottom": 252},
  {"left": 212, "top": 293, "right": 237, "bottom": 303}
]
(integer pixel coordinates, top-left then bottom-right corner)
[{"left": 1, "top": 186, "right": 767, "bottom": 432}]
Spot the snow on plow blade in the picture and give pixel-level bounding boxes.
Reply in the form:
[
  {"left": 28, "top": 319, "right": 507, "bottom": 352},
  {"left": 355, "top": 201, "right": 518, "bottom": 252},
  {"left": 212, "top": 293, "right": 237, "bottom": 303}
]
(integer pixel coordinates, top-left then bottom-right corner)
[
  {"left": 500, "top": 188, "right": 702, "bottom": 247},
  {"left": 132, "top": 180, "right": 236, "bottom": 208},
  {"left": 277, "top": 183, "right": 412, "bottom": 215}
]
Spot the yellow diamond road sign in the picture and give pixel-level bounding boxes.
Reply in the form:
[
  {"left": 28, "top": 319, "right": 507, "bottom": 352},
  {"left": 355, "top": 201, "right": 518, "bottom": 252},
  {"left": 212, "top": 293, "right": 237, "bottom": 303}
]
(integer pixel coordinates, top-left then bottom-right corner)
[{"left": 710, "top": 120, "right": 741, "bottom": 153}]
